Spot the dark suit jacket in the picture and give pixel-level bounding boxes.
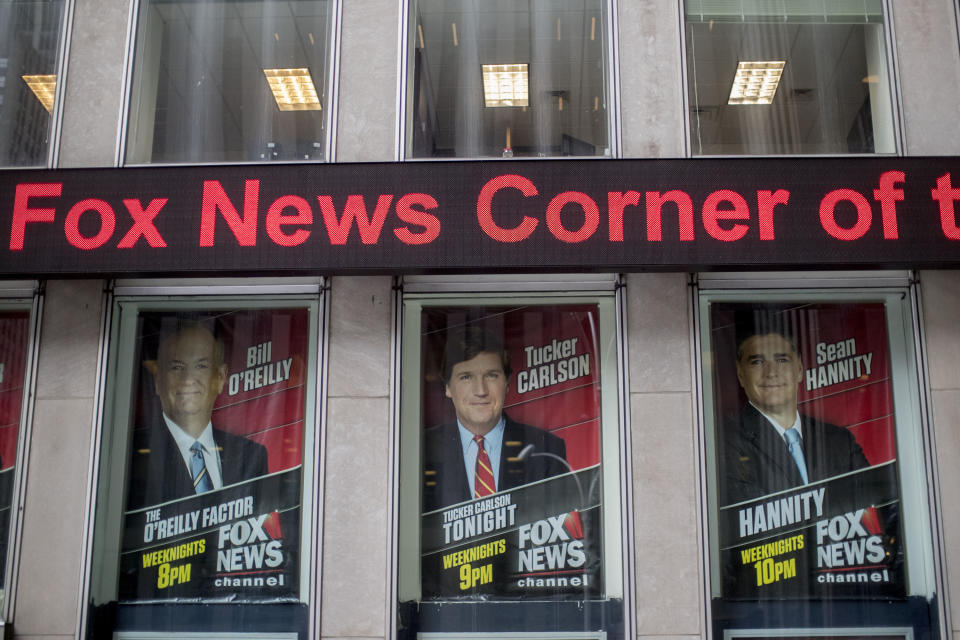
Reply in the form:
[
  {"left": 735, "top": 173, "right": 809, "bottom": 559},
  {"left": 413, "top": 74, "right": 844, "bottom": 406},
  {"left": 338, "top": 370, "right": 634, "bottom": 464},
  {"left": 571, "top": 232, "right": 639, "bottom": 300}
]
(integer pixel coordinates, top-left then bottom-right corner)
[
  {"left": 126, "top": 416, "right": 269, "bottom": 510},
  {"left": 720, "top": 403, "right": 869, "bottom": 505},
  {"left": 422, "top": 414, "right": 568, "bottom": 512}
]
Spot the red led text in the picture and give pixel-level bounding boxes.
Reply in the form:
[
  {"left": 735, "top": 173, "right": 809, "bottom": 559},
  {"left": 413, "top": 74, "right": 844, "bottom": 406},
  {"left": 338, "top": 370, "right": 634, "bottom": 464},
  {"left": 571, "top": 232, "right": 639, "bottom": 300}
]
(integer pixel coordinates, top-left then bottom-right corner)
[{"left": 11, "top": 182, "right": 168, "bottom": 251}]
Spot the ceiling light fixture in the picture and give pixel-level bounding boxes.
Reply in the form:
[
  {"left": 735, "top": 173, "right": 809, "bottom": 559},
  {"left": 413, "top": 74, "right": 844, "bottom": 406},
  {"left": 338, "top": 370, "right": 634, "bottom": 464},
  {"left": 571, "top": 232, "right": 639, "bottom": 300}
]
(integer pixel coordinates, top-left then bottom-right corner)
[
  {"left": 22, "top": 74, "right": 56, "bottom": 113},
  {"left": 728, "top": 61, "right": 785, "bottom": 105},
  {"left": 482, "top": 63, "right": 529, "bottom": 107},
  {"left": 263, "top": 68, "right": 322, "bottom": 111}
]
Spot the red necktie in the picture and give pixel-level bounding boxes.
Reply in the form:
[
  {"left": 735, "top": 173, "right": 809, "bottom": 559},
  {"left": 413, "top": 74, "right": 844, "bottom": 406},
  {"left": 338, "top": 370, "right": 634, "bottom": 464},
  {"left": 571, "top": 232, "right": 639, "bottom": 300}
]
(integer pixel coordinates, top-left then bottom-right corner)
[{"left": 474, "top": 435, "right": 496, "bottom": 498}]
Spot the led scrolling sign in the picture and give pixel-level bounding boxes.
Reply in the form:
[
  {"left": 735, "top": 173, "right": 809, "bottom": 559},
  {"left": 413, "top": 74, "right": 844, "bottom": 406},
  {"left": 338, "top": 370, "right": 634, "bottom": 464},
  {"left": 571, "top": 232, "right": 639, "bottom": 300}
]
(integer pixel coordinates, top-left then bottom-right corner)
[{"left": 1, "top": 157, "right": 959, "bottom": 275}]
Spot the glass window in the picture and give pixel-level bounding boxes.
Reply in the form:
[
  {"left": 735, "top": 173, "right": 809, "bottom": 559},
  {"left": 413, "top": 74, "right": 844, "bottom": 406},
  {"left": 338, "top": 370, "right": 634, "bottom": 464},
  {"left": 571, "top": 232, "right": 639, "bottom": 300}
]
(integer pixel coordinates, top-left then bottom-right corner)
[
  {"left": 0, "top": 295, "right": 37, "bottom": 618},
  {"left": 87, "top": 295, "right": 322, "bottom": 637},
  {"left": 125, "top": 0, "right": 333, "bottom": 164},
  {"left": 397, "top": 292, "right": 626, "bottom": 639},
  {"left": 405, "top": 0, "right": 612, "bottom": 159},
  {"left": 698, "top": 287, "right": 941, "bottom": 639},
  {"left": 685, "top": 0, "right": 896, "bottom": 155},
  {"left": 0, "top": 0, "right": 67, "bottom": 167}
]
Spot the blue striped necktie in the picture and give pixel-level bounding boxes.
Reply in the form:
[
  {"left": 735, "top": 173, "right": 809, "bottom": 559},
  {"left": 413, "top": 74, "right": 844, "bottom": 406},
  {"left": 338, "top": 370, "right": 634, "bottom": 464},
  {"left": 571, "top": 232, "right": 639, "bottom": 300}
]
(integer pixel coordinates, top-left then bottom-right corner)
[
  {"left": 783, "top": 428, "right": 809, "bottom": 484},
  {"left": 190, "top": 441, "right": 213, "bottom": 493}
]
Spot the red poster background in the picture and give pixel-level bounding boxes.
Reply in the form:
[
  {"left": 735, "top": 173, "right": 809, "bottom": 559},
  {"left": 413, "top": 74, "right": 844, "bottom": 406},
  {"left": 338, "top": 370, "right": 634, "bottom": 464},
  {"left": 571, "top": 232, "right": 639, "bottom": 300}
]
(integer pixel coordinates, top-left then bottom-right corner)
[
  {"left": 420, "top": 304, "right": 602, "bottom": 471},
  {"left": 0, "top": 313, "right": 29, "bottom": 471},
  {"left": 212, "top": 309, "right": 308, "bottom": 473},
  {"left": 710, "top": 302, "right": 895, "bottom": 468}
]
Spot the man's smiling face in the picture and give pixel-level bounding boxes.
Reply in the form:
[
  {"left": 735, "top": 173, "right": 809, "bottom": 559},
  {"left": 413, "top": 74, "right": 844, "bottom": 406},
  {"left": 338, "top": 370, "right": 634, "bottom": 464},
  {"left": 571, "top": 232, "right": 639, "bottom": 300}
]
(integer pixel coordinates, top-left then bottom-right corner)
[
  {"left": 736, "top": 333, "right": 803, "bottom": 416},
  {"left": 444, "top": 351, "right": 508, "bottom": 436},
  {"left": 153, "top": 326, "right": 226, "bottom": 435}
]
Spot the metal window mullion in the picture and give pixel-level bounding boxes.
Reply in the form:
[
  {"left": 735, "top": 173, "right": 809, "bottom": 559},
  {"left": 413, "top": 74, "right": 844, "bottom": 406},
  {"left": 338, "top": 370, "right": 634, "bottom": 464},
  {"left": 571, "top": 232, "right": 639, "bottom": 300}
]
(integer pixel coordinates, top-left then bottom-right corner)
[
  {"left": 325, "top": 0, "right": 344, "bottom": 162},
  {"left": 75, "top": 282, "right": 115, "bottom": 640},
  {"left": 49, "top": 0, "right": 77, "bottom": 169},
  {"left": 2, "top": 289, "right": 44, "bottom": 623},
  {"left": 114, "top": 0, "right": 143, "bottom": 167}
]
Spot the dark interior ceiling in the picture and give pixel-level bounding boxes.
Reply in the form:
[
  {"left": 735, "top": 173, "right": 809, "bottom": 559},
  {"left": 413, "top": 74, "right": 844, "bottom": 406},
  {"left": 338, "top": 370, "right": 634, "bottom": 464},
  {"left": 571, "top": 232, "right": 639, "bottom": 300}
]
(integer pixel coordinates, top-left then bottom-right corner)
[{"left": 686, "top": 17, "right": 888, "bottom": 154}]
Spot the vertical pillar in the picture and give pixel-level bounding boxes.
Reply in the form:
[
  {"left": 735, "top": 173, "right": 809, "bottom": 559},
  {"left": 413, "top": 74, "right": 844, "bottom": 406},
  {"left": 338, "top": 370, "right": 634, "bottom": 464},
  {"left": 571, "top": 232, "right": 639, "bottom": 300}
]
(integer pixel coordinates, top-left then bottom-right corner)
[
  {"left": 626, "top": 273, "right": 702, "bottom": 638},
  {"left": 321, "top": 276, "right": 393, "bottom": 640},
  {"left": 13, "top": 280, "right": 103, "bottom": 639}
]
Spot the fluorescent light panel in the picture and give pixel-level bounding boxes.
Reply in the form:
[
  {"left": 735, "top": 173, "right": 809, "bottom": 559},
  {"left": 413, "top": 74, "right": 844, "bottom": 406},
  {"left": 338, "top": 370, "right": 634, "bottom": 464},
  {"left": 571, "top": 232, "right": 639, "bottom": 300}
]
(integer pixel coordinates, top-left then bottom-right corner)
[
  {"left": 22, "top": 74, "right": 56, "bottom": 112},
  {"left": 482, "top": 63, "right": 529, "bottom": 107},
  {"left": 263, "top": 68, "right": 321, "bottom": 111},
  {"left": 728, "top": 61, "right": 785, "bottom": 105}
]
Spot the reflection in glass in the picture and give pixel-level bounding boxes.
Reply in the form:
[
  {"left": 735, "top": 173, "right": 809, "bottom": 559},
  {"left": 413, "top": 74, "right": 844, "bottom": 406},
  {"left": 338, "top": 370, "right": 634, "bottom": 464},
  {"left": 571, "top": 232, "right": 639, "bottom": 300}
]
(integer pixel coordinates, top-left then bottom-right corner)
[
  {"left": 398, "top": 300, "right": 624, "bottom": 640},
  {"left": 126, "top": 0, "right": 332, "bottom": 164},
  {"left": 0, "top": 312, "right": 29, "bottom": 610},
  {"left": 0, "top": 0, "right": 66, "bottom": 167},
  {"left": 701, "top": 296, "right": 939, "bottom": 639},
  {"left": 685, "top": 0, "right": 895, "bottom": 155},
  {"left": 407, "top": 0, "right": 611, "bottom": 158},
  {"left": 87, "top": 302, "right": 320, "bottom": 637}
]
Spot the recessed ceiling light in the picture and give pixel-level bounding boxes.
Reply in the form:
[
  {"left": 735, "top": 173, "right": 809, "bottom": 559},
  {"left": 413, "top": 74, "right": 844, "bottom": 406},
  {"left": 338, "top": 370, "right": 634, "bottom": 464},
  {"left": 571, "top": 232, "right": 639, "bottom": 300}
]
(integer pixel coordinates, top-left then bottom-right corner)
[
  {"left": 728, "top": 61, "right": 785, "bottom": 105},
  {"left": 263, "top": 68, "right": 321, "bottom": 111},
  {"left": 482, "top": 63, "right": 529, "bottom": 107},
  {"left": 22, "top": 74, "right": 56, "bottom": 113}
]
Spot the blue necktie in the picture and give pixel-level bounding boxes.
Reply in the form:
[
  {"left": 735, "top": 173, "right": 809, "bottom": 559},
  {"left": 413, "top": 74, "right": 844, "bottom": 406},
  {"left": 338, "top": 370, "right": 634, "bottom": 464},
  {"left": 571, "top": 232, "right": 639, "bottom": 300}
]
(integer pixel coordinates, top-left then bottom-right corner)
[
  {"left": 190, "top": 441, "right": 213, "bottom": 493},
  {"left": 783, "top": 428, "right": 809, "bottom": 484}
]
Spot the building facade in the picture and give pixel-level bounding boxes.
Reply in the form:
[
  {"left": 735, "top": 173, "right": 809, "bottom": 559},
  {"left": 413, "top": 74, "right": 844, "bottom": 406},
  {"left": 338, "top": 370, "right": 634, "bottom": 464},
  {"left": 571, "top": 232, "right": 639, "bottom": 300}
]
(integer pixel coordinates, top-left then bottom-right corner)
[{"left": 0, "top": 1, "right": 959, "bottom": 639}]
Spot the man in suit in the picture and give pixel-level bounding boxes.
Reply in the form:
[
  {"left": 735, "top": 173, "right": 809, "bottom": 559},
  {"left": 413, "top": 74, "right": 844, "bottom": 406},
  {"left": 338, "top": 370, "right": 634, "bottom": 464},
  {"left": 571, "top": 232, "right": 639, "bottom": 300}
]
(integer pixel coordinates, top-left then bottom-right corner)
[
  {"left": 126, "top": 323, "right": 268, "bottom": 509},
  {"left": 422, "top": 326, "right": 568, "bottom": 512},
  {"left": 720, "top": 321, "right": 869, "bottom": 505}
]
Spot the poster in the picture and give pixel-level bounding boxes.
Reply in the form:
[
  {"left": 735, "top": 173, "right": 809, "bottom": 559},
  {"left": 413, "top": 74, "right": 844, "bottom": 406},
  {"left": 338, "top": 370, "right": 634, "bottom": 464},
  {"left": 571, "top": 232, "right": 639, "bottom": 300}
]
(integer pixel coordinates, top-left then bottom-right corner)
[
  {"left": 0, "top": 312, "right": 29, "bottom": 594},
  {"left": 419, "top": 304, "right": 604, "bottom": 599},
  {"left": 710, "top": 302, "right": 904, "bottom": 600},
  {"left": 118, "top": 308, "right": 308, "bottom": 602}
]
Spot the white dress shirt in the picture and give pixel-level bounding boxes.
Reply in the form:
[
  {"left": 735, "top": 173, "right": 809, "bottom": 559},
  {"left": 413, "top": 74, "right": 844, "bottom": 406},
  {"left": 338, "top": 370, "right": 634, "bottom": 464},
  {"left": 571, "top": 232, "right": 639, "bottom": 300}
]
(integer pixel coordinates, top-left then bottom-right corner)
[
  {"left": 750, "top": 402, "right": 803, "bottom": 441},
  {"left": 162, "top": 413, "right": 224, "bottom": 490},
  {"left": 457, "top": 417, "right": 506, "bottom": 495}
]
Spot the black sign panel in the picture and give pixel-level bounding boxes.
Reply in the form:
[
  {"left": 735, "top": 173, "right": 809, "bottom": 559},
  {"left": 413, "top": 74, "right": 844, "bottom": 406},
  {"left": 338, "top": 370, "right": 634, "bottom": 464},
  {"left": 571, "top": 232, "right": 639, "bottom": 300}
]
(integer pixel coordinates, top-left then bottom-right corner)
[{"left": 1, "top": 157, "right": 960, "bottom": 275}]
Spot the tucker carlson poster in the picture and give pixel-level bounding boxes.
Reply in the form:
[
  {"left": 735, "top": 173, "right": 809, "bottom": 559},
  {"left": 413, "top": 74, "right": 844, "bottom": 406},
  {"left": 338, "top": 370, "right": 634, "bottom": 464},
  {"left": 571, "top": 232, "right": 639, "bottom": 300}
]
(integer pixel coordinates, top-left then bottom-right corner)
[{"left": 419, "top": 304, "right": 604, "bottom": 599}]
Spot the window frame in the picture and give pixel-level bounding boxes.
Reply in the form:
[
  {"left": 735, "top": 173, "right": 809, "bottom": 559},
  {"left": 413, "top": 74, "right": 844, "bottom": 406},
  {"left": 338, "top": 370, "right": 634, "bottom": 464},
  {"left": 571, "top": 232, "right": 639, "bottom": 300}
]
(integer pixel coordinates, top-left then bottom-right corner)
[
  {"left": 80, "top": 277, "right": 328, "bottom": 639},
  {"left": 391, "top": 274, "right": 633, "bottom": 640},
  {"left": 0, "top": 0, "right": 72, "bottom": 169},
  {"left": 396, "top": 0, "right": 622, "bottom": 161},
  {"left": 693, "top": 271, "right": 945, "bottom": 639},
  {"left": 679, "top": 0, "right": 905, "bottom": 158},
  {"left": 117, "top": 0, "right": 342, "bottom": 167},
  {"left": 0, "top": 281, "right": 43, "bottom": 625}
]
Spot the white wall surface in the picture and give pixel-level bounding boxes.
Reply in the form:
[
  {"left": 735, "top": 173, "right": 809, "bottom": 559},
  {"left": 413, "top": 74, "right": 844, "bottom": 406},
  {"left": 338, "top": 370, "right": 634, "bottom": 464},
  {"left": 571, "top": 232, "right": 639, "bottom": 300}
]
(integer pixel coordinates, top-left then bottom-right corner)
[
  {"left": 918, "top": 271, "right": 960, "bottom": 638},
  {"left": 13, "top": 281, "right": 103, "bottom": 640}
]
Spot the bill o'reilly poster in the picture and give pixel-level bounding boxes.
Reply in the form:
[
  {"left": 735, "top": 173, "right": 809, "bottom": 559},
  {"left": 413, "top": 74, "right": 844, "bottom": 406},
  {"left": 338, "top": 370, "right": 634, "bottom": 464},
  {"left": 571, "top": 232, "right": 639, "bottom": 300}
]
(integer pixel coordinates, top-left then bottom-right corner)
[{"left": 118, "top": 308, "right": 308, "bottom": 601}]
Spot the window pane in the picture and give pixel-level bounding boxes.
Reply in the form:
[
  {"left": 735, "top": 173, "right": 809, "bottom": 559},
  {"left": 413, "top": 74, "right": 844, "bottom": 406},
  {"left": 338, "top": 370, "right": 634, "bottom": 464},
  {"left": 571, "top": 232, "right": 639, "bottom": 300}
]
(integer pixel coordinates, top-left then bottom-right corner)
[
  {"left": 0, "top": 310, "right": 31, "bottom": 612},
  {"left": 407, "top": 0, "right": 611, "bottom": 158},
  {"left": 0, "top": 0, "right": 66, "bottom": 167},
  {"left": 701, "top": 297, "right": 940, "bottom": 638},
  {"left": 685, "top": 0, "right": 896, "bottom": 155},
  {"left": 89, "top": 304, "right": 319, "bottom": 637},
  {"left": 126, "top": 0, "right": 332, "bottom": 164},
  {"left": 398, "top": 299, "right": 624, "bottom": 639}
]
